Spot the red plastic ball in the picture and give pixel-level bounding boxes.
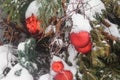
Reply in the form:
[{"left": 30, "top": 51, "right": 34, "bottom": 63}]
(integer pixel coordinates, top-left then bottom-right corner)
[
  {"left": 52, "top": 61, "right": 64, "bottom": 72},
  {"left": 70, "top": 31, "right": 90, "bottom": 48},
  {"left": 75, "top": 41, "right": 92, "bottom": 54},
  {"left": 54, "top": 70, "right": 73, "bottom": 80}
]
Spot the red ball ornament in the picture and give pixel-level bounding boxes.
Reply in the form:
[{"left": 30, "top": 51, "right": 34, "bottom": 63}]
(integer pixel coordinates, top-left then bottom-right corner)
[
  {"left": 52, "top": 61, "right": 64, "bottom": 72},
  {"left": 26, "top": 14, "right": 41, "bottom": 34},
  {"left": 54, "top": 70, "right": 73, "bottom": 80},
  {"left": 70, "top": 31, "right": 90, "bottom": 48},
  {"left": 76, "top": 41, "right": 92, "bottom": 54}
]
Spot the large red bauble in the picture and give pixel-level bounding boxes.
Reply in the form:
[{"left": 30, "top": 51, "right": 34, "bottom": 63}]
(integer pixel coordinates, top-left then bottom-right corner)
[
  {"left": 54, "top": 70, "right": 73, "bottom": 80},
  {"left": 76, "top": 41, "right": 92, "bottom": 54},
  {"left": 52, "top": 61, "right": 64, "bottom": 72},
  {"left": 70, "top": 31, "right": 90, "bottom": 48}
]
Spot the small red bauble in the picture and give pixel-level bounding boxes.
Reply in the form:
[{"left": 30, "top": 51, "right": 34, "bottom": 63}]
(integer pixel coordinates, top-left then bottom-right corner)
[
  {"left": 52, "top": 61, "right": 64, "bottom": 72},
  {"left": 76, "top": 41, "right": 92, "bottom": 54},
  {"left": 70, "top": 31, "right": 90, "bottom": 48},
  {"left": 54, "top": 70, "right": 73, "bottom": 80},
  {"left": 26, "top": 14, "right": 40, "bottom": 34}
]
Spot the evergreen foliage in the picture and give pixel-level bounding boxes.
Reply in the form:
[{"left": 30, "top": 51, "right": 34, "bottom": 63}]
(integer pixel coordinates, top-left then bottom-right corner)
[
  {"left": 18, "top": 38, "right": 38, "bottom": 74},
  {"left": 0, "top": 0, "right": 120, "bottom": 80}
]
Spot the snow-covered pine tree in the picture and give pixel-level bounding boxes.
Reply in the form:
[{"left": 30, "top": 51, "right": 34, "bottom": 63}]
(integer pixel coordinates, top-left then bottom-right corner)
[{"left": 0, "top": 0, "right": 120, "bottom": 80}]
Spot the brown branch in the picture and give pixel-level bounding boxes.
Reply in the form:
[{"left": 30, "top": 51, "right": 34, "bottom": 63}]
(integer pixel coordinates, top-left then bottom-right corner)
[
  {"left": 102, "top": 31, "right": 119, "bottom": 41},
  {"left": 56, "top": 19, "right": 62, "bottom": 33},
  {"left": 101, "top": 19, "right": 111, "bottom": 27}
]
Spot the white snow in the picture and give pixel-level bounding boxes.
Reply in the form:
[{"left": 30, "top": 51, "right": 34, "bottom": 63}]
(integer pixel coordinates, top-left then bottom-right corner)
[
  {"left": 17, "top": 39, "right": 32, "bottom": 51},
  {"left": 0, "top": 45, "right": 16, "bottom": 75},
  {"left": 104, "top": 19, "right": 120, "bottom": 38},
  {"left": 1, "top": 64, "right": 33, "bottom": 80},
  {"left": 25, "top": 0, "right": 41, "bottom": 19},
  {"left": 66, "top": 0, "right": 79, "bottom": 15},
  {"left": 68, "top": 45, "right": 83, "bottom": 79},
  {"left": 71, "top": 13, "right": 92, "bottom": 33},
  {"left": 82, "top": 0, "right": 105, "bottom": 20},
  {"left": 39, "top": 73, "right": 50, "bottom": 80},
  {"left": 67, "top": 0, "right": 105, "bottom": 20},
  {"left": 68, "top": 45, "right": 77, "bottom": 66},
  {"left": 18, "top": 42, "right": 25, "bottom": 51}
]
